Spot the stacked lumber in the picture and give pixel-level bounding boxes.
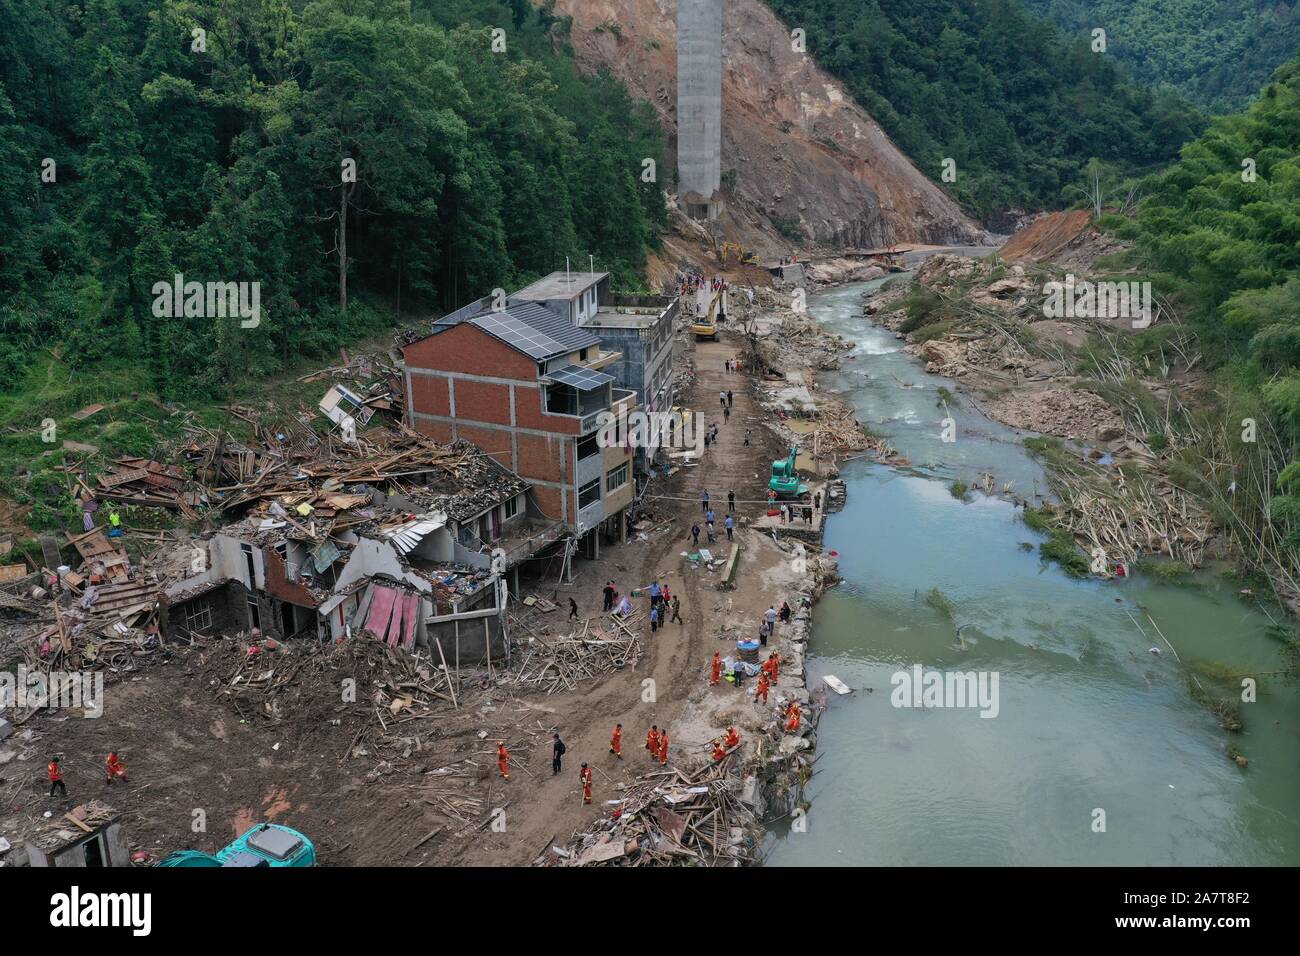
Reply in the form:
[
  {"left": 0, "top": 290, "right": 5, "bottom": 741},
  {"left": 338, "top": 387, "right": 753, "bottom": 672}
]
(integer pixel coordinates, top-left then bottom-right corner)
[{"left": 542, "top": 763, "right": 757, "bottom": 867}]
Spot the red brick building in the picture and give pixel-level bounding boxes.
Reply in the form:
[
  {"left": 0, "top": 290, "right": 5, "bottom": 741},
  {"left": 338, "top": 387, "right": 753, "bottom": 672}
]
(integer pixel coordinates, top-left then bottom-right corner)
[{"left": 401, "top": 301, "right": 636, "bottom": 557}]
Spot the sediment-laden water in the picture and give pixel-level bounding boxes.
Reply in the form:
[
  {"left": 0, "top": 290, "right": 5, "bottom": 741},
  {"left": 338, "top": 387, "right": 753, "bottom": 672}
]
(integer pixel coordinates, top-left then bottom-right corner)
[{"left": 766, "top": 279, "right": 1300, "bottom": 866}]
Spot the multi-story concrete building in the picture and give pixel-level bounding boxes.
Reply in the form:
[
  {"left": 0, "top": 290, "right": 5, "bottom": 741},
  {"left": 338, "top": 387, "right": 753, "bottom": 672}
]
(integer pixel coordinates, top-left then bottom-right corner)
[
  {"left": 401, "top": 300, "right": 637, "bottom": 558},
  {"left": 511, "top": 271, "right": 678, "bottom": 415}
]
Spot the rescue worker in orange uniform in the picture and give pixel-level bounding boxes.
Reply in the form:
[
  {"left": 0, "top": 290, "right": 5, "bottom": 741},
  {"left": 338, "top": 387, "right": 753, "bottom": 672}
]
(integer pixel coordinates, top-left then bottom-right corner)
[
  {"left": 657, "top": 730, "right": 669, "bottom": 765},
  {"left": 724, "top": 726, "right": 740, "bottom": 750},
  {"left": 646, "top": 725, "right": 660, "bottom": 758},
  {"left": 709, "top": 651, "right": 722, "bottom": 687},
  {"left": 711, "top": 739, "right": 728, "bottom": 762},
  {"left": 47, "top": 756, "right": 66, "bottom": 798},
  {"left": 755, "top": 670, "right": 771, "bottom": 705},
  {"left": 497, "top": 740, "right": 510, "bottom": 780},
  {"left": 580, "top": 763, "right": 593, "bottom": 805},
  {"left": 610, "top": 723, "right": 623, "bottom": 759},
  {"left": 105, "top": 751, "right": 127, "bottom": 784},
  {"left": 784, "top": 702, "right": 801, "bottom": 733},
  {"left": 763, "top": 652, "right": 781, "bottom": 684}
]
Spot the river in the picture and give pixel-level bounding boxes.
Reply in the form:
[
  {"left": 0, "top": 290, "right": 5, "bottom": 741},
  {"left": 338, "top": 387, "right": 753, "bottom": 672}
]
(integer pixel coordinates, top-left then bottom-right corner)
[{"left": 765, "top": 278, "right": 1300, "bottom": 866}]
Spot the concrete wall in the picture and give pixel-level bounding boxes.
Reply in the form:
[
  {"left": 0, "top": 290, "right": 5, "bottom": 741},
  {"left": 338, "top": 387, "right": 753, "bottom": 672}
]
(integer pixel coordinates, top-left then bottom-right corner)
[
  {"left": 678, "top": 0, "right": 723, "bottom": 202},
  {"left": 25, "top": 822, "right": 130, "bottom": 868}
]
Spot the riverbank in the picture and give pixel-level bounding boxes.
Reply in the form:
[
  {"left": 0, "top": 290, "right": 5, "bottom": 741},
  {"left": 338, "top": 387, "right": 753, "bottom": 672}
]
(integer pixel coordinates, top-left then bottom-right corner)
[{"left": 858, "top": 253, "right": 1224, "bottom": 579}]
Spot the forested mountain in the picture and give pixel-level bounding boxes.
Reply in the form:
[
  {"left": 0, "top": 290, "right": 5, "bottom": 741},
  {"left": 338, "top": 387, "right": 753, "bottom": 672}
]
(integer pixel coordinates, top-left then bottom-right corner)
[
  {"left": 0, "top": 0, "right": 666, "bottom": 398},
  {"left": 1023, "top": 0, "right": 1300, "bottom": 113},
  {"left": 762, "top": 0, "right": 1206, "bottom": 218},
  {"left": 1110, "top": 52, "right": 1300, "bottom": 565}
]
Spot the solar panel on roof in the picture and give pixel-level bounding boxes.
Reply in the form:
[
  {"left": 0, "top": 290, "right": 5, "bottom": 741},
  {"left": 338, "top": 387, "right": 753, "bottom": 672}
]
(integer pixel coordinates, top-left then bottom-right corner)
[
  {"left": 548, "top": 365, "right": 614, "bottom": 391},
  {"left": 471, "top": 312, "right": 564, "bottom": 360}
]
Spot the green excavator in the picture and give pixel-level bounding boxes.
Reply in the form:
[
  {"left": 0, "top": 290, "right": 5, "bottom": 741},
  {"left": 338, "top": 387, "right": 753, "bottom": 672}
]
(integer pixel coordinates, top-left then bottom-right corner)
[{"left": 769, "top": 447, "right": 807, "bottom": 498}]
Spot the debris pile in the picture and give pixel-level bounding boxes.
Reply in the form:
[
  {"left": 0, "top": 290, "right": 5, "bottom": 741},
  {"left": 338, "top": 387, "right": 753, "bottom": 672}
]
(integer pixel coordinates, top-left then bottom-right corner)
[
  {"left": 509, "top": 619, "right": 642, "bottom": 694},
  {"left": 540, "top": 763, "right": 756, "bottom": 866}
]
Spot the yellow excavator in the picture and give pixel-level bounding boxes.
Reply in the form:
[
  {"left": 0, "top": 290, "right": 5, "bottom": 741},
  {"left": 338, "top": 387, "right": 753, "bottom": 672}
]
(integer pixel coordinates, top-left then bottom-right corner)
[
  {"left": 720, "top": 242, "right": 758, "bottom": 266},
  {"left": 692, "top": 286, "right": 725, "bottom": 341}
]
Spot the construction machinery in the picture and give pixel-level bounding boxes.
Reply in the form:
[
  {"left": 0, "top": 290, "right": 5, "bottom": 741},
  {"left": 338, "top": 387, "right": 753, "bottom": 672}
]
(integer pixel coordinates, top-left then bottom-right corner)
[
  {"left": 769, "top": 447, "right": 807, "bottom": 498},
  {"left": 692, "top": 286, "right": 726, "bottom": 341},
  {"left": 720, "top": 242, "right": 758, "bottom": 266},
  {"left": 156, "top": 823, "right": 317, "bottom": 868}
]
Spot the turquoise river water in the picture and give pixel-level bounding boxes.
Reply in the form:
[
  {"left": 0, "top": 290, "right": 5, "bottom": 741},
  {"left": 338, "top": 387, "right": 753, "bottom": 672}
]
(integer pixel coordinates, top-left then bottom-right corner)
[{"left": 765, "top": 279, "right": 1300, "bottom": 866}]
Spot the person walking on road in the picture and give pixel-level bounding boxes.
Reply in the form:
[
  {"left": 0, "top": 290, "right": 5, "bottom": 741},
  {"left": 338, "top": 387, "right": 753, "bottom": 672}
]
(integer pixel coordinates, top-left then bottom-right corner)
[
  {"left": 568, "top": 597, "right": 579, "bottom": 621},
  {"left": 552, "top": 733, "right": 566, "bottom": 775},
  {"left": 725, "top": 514, "right": 734, "bottom": 541},
  {"left": 610, "top": 724, "right": 623, "bottom": 759},
  {"left": 727, "top": 490, "right": 735, "bottom": 513},
  {"left": 701, "top": 489, "right": 710, "bottom": 514},
  {"left": 670, "top": 595, "right": 683, "bottom": 625},
  {"left": 497, "top": 741, "right": 510, "bottom": 781},
  {"left": 580, "top": 763, "right": 593, "bottom": 805},
  {"left": 602, "top": 581, "right": 615, "bottom": 612},
  {"left": 691, "top": 523, "right": 701, "bottom": 547}
]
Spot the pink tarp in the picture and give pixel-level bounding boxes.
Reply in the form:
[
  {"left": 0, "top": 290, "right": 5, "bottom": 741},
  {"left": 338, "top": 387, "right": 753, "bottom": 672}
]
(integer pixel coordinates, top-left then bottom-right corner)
[{"left": 363, "top": 584, "right": 420, "bottom": 650}]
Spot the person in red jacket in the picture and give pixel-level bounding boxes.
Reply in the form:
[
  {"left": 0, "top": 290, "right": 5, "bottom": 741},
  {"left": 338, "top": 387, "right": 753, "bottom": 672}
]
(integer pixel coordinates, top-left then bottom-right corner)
[
  {"left": 610, "top": 724, "right": 623, "bottom": 759},
  {"left": 47, "top": 756, "right": 66, "bottom": 798},
  {"left": 580, "top": 763, "right": 594, "bottom": 805},
  {"left": 646, "top": 725, "right": 660, "bottom": 759},
  {"left": 711, "top": 739, "right": 728, "bottom": 762},
  {"left": 496, "top": 741, "right": 510, "bottom": 781},
  {"left": 709, "top": 651, "right": 723, "bottom": 687},
  {"left": 724, "top": 726, "right": 740, "bottom": 750},
  {"left": 657, "top": 730, "right": 669, "bottom": 766},
  {"left": 105, "top": 751, "right": 127, "bottom": 784},
  {"left": 756, "top": 670, "right": 771, "bottom": 705}
]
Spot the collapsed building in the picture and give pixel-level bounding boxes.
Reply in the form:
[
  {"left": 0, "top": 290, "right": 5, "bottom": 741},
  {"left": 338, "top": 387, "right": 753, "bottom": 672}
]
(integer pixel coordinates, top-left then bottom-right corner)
[{"left": 158, "top": 440, "right": 534, "bottom": 662}]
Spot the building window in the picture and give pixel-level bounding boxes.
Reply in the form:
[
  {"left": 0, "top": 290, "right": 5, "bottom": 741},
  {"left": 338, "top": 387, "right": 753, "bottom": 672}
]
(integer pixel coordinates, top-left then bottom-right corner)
[
  {"left": 503, "top": 495, "right": 520, "bottom": 520},
  {"left": 240, "top": 543, "right": 256, "bottom": 587},
  {"left": 606, "top": 463, "right": 628, "bottom": 492},
  {"left": 247, "top": 597, "right": 262, "bottom": 632},
  {"left": 577, "top": 432, "right": 599, "bottom": 461},
  {"left": 183, "top": 598, "right": 213, "bottom": 632},
  {"left": 578, "top": 478, "right": 601, "bottom": 510}
]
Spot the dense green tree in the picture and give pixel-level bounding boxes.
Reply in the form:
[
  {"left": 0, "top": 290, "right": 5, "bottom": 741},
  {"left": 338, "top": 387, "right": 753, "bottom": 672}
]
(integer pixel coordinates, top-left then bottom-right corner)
[
  {"left": 1023, "top": 0, "right": 1300, "bottom": 113},
  {"left": 0, "top": 0, "right": 667, "bottom": 399},
  {"left": 763, "top": 0, "right": 1207, "bottom": 218}
]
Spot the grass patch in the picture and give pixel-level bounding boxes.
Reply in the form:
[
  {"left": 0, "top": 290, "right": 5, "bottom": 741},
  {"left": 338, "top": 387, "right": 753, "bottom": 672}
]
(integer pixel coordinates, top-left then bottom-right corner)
[
  {"left": 1040, "top": 530, "right": 1090, "bottom": 577},
  {"left": 1186, "top": 676, "right": 1243, "bottom": 731},
  {"left": 1133, "top": 558, "right": 1193, "bottom": 582}
]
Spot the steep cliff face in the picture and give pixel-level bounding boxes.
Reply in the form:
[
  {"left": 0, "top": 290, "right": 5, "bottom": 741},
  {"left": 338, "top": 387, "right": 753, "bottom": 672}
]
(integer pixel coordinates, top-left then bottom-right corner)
[{"left": 553, "top": 0, "right": 985, "bottom": 252}]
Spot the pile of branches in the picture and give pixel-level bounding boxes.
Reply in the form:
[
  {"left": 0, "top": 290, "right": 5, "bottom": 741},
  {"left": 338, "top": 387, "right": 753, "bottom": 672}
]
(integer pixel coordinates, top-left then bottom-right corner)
[{"left": 1047, "top": 467, "right": 1212, "bottom": 568}]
